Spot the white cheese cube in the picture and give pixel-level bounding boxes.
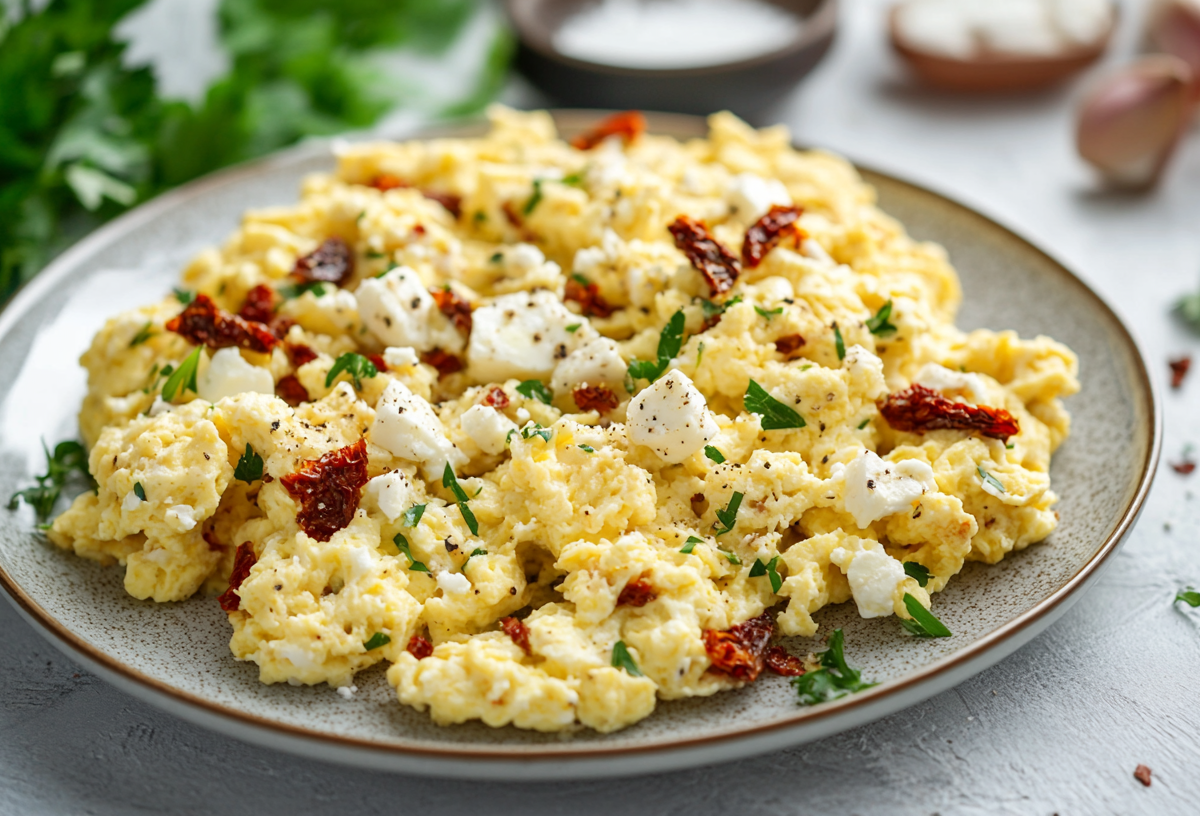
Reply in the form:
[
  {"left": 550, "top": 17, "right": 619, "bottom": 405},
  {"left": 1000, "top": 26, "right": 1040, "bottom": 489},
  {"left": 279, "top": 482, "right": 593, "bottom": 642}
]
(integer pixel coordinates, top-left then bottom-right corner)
[
  {"left": 837, "top": 449, "right": 937, "bottom": 529},
  {"left": 436, "top": 571, "right": 471, "bottom": 595},
  {"left": 355, "top": 265, "right": 463, "bottom": 353},
  {"left": 370, "top": 380, "right": 466, "bottom": 479},
  {"left": 506, "top": 242, "right": 546, "bottom": 273},
  {"left": 197, "top": 348, "right": 275, "bottom": 403},
  {"left": 165, "top": 504, "right": 198, "bottom": 532},
  {"left": 913, "top": 362, "right": 987, "bottom": 404},
  {"left": 364, "top": 471, "right": 416, "bottom": 523},
  {"left": 844, "top": 345, "right": 888, "bottom": 400},
  {"left": 467, "top": 290, "right": 594, "bottom": 382},
  {"left": 626, "top": 370, "right": 718, "bottom": 464},
  {"left": 551, "top": 337, "right": 627, "bottom": 396},
  {"left": 382, "top": 346, "right": 420, "bottom": 369},
  {"left": 727, "top": 172, "right": 791, "bottom": 222},
  {"left": 460, "top": 404, "right": 517, "bottom": 455},
  {"left": 829, "top": 543, "right": 905, "bottom": 618}
]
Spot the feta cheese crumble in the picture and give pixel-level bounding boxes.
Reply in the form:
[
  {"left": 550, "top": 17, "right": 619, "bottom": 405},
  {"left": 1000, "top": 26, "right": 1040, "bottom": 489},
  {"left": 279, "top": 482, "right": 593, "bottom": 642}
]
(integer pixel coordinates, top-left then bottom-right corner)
[
  {"left": 460, "top": 403, "right": 518, "bottom": 455},
  {"left": 836, "top": 449, "right": 937, "bottom": 529},
  {"left": 355, "top": 265, "right": 463, "bottom": 353},
  {"left": 627, "top": 370, "right": 718, "bottom": 464},
  {"left": 197, "top": 348, "right": 275, "bottom": 403},
  {"left": 913, "top": 362, "right": 987, "bottom": 404},
  {"left": 551, "top": 337, "right": 627, "bottom": 396},
  {"left": 436, "top": 571, "right": 471, "bottom": 595},
  {"left": 370, "top": 380, "right": 466, "bottom": 479},
  {"left": 829, "top": 543, "right": 906, "bottom": 618},
  {"left": 727, "top": 173, "right": 792, "bottom": 222},
  {"left": 165, "top": 504, "right": 198, "bottom": 531},
  {"left": 364, "top": 471, "right": 415, "bottom": 523},
  {"left": 467, "top": 290, "right": 595, "bottom": 382}
]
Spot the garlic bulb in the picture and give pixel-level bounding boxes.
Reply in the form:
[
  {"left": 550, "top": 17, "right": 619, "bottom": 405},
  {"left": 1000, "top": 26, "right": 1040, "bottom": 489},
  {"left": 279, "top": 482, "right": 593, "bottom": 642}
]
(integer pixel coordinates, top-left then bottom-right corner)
[{"left": 1076, "top": 55, "right": 1195, "bottom": 188}]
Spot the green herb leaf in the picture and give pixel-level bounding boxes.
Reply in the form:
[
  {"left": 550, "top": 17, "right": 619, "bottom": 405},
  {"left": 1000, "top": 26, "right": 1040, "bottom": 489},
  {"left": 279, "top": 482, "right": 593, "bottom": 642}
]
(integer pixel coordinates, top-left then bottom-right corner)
[
  {"left": 234, "top": 443, "right": 264, "bottom": 483},
  {"left": 578, "top": 444, "right": 595, "bottom": 453},
  {"left": 8, "top": 440, "right": 94, "bottom": 522},
  {"left": 442, "top": 463, "right": 479, "bottom": 536},
  {"left": 520, "top": 424, "right": 552, "bottom": 443},
  {"left": 561, "top": 171, "right": 585, "bottom": 187},
  {"left": 278, "top": 280, "right": 327, "bottom": 300},
  {"left": 325, "top": 352, "right": 378, "bottom": 390},
  {"left": 162, "top": 347, "right": 201, "bottom": 401},
  {"left": 394, "top": 533, "right": 429, "bottom": 572},
  {"left": 523, "top": 178, "right": 544, "bottom": 215},
  {"left": 363, "top": 632, "right": 391, "bottom": 650},
  {"left": 133, "top": 482, "right": 146, "bottom": 502},
  {"left": 754, "top": 305, "right": 783, "bottom": 320},
  {"left": 866, "top": 300, "right": 897, "bottom": 337},
  {"left": 402, "top": 504, "right": 426, "bottom": 528},
  {"left": 490, "top": 251, "right": 503, "bottom": 264},
  {"left": 463, "top": 547, "right": 487, "bottom": 569},
  {"left": 720, "top": 549, "right": 742, "bottom": 565},
  {"left": 833, "top": 322, "right": 845, "bottom": 361},
  {"left": 713, "top": 491, "right": 743, "bottom": 536},
  {"left": 1174, "top": 587, "right": 1200, "bottom": 607},
  {"left": 749, "top": 555, "right": 783, "bottom": 593},
  {"left": 611, "top": 640, "right": 642, "bottom": 677},
  {"left": 474, "top": 211, "right": 487, "bottom": 223},
  {"left": 697, "top": 340, "right": 705, "bottom": 367},
  {"left": 792, "top": 629, "right": 877, "bottom": 706},
  {"left": 704, "top": 445, "right": 726, "bottom": 464},
  {"left": 516, "top": 379, "right": 553, "bottom": 404},
  {"left": 900, "top": 593, "right": 952, "bottom": 637},
  {"left": 173, "top": 289, "right": 195, "bottom": 305},
  {"left": 680, "top": 535, "right": 704, "bottom": 554},
  {"left": 744, "top": 380, "right": 806, "bottom": 430},
  {"left": 903, "top": 562, "right": 931, "bottom": 588},
  {"left": 566, "top": 323, "right": 581, "bottom": 333},
  {"left": 977, "top": 466, "right": 1005, "bottom": 494},
  {"left": 857, "top": 418, "right": 871, "bottom": 430},
  {"left": 130, "top": 322, "right": 154, "bottom": 347},
  {"left": 628, "top": 310, "right": 687, "bottom": 383}
]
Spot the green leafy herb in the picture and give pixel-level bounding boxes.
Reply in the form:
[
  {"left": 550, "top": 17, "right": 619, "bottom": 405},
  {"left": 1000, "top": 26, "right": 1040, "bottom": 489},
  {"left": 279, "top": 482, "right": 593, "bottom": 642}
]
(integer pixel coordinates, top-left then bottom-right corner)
[
  {"left": 866, "top": 300, "right": 897, "bottom": 337},
  {"left": 129, "top": 322, "right": 154, "bottom": 347},
  {"left": 473, "top": 211, "right": 487, "bottom": 224},
  {"left": 516, "top": 379, "right": 553, "bottom": 404},
  {"left": 278, "top": 280, "right": 327, "bottom": 300},
  {"left": 463, "top": 547, "right": 487, "bottom": 569},
  {"left": 394, "top": 533, "right": 429, "bottom": 572},
  {"left": 713, "top": 491, "right": 743, "bottom": 536},
  {"left": 173, "top": 288, "right": 195, "bottom": 305},
  {"left": 627, "top": 310, "right": 686, "bottom": 383},
  {"left": 977, "top": 466, "right": 1005, "bottom": 494},
  {"left": 363, "top": 632, "right": 391, "bottom": 651},
  {"left": 571, "top": 272, "right": 590, "bottom": 286},
  {"left": 1005, "top": 443, "right": 1015, "bottom": 450},
  {"left": 744, "top": 380, "right": 806, "bottom": 430},
  {"left": 162, "top": 347, "right": 201, "bottom": 401},
  {"left": 754, "top": 305, "right": 783, "bottom": 321},
  {"left": 696, "top": 340, "right": 705, "bottom": 367},
  {"left": 8, "top": 440, "right": 94, "bottom": 522},
  {"left": 566, "top": 323, "right": 581, "bottom": 333},
  {"left": 133, "top": 482, "right": 146, "bottom": 502},
  {"left": 704, "top": 445, "right": 726, "bottom": 464},
  {"left": 561, "top": 171, "right": 584, "bottom": 187},
  {"left": 792, "top": 629, "right": 876, "bottom": 706},
  {"left": 680, "top": 535, "right": 704, "bottom": 555},
  {"left": 857, "top": 418, "right": 871, "bottom": 430},
  {"left": 1174, "top": 587, "right": 1200, "bottom": 607},
  {"left": 749, "top": 555, "right": 783, "bottom": 593},
  {"left": 490, "top": 251, "right": 503, "bottom": 264},
  {"left": 611, "top": 640, "right": 642, "bottom": 677},
  {"left": 520, "top": 424, "right": 553, "bottom": 443},
  {"left": 442, "top": 463, "right": 479, "bottom": 536},
  {"left": 903, "top": 562, "right": 931, "bottom": 588},
  {"left": 325, "top": 352, "right": 378, "bottom": 390},
  {"left": 234, "top": 444, "right": 264, "bottom": 483},
  {"left": 402, "top": 504, "right": 426, "bottom": 528},
  {"left": 833, "top": 322, "right": 845, "bottom": 360},
  {"left": 720, "top": 549, "right": 742, "bottom": 565},
  {"left": 578, "top": 444, "right": 595, "bottom": 453},
  {"left": 900, "top": 593, "right": 952, "bottom": 638},
  {"left": 522, "top": 178, "right": 544, "bottom": 215}
]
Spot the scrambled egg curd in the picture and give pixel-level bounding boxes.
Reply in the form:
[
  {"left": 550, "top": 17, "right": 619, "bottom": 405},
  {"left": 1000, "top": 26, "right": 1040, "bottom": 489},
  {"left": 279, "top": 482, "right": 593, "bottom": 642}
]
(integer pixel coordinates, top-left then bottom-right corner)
[{"left": 47, "top": 108, "right": 1078, "bottom": 733}]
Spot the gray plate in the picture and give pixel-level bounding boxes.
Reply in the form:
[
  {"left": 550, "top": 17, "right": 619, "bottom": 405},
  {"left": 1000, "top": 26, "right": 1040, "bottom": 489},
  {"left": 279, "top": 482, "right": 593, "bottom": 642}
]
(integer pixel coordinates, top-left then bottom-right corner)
[{"left": 0, "top": 112, "right": 1159, "bottom": 780}]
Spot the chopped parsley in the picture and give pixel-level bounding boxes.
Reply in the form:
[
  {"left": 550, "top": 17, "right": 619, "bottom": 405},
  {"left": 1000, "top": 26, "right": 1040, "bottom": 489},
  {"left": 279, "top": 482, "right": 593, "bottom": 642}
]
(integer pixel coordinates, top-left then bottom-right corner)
[
  {"left": 173, "top": 288, "right": 195, "bottom": 305},
  {"left": 442, "top": 463, "right": 479, "bottom": 536},
  {"left": 744, "top": 380, "right": 806, "bottom": 430},
  {"left": 857, "top": 418, "right": 871, "bottom": 430},
  {"left": 520, "top": 423, "right": 552, "bottom": 443},
  {"left": 363, "top": 632, "right": 391, "bottom": 650},
  {"left": 720, "top": 549, "right": 742, "bottom": 565},
  {"left": 866, "top": 300, "right": 897, "bottom": 337},
  {"left": 698, "top": 295, "right": 742, "bottom": 321},
  {"left": 566, "top": 323, "right": 582, "bottom": 333},
  {"left": 561, "top": 171, "right": 585, "bottom": 187},
  {"left": 129, "top": 322, "right": 154, "bottom": 347},
  {"left": 570, "top": 272, "right": 590, "bottom": 286},
  {"left": 161, "top": 347, "right": 201, "bottom": 401},
  {"left": 402, "top": 504, "right": 426, "bottom": 528},
  {"left": 325, "top": 352, "right": 378, "bottom": 390},
  {"left": 490, "top": 251, "right": 503, "bottom": 264},
  {"left": 8, "top": 440, "right": 94, "bottom": 522},
  {"left": 900, "top": 593, "right": 952, "bottom": 638},
  {"left": 522, "top": 178, "right": 544, "bottom": 215},
  {"left": 394, "top": 533, "right": 429, "bottom": 572},
  {"left": 133, "top": 482, "right": 146, "bottom": 501},
  {"left": 628, "top": 309, "right": 686, "bottom": 383},
  {"left": 704, "top": 445, "right": 726, "bottom": 464},
  {"left": 278, "top": 280, "right": 327, "bottom": 300},
  {"left": 833, "top": 322, "right": 845, "bottom": 361},
  {"left": 474, "top": 211, "right": 487, "bottom": 224},
  {"left": 713, "top": 491, "right": 743, "bottom": 536},
  {"left": 754, "top": 305, "right": 784, "bottom": 321},
  {"left": 903, "top": 562, "right": 931, "bottom": 588},
  {"left": 463, "top": 547, "right": 487, "bottom": 569},
  {"left": 977, "top": 466, "right": 1005, "bottom": 494},
  {"left": 516, "top": 379, "right": 553, "bottom": 405},
  {"left": 793, "top": 629, "right": 876, "bottom": 706},
  {"left": 578, "top": 444, "right": 595, "bottom": 453},
  {"left": 680, "top": 535, "right": 704, "bottom": 555},
  {"left": 234, "top": 444, "right": 264, "bottom": 483},
  {"left": 696, "top": 340, "right": 705, "bottom": 367},
  {"left": 1174, "top": 587, "right": 1200, "bottom": 607},
  {"left": 749, "top": 555, "right": 783, "bottom": 593},
  {"left": 611, "top": 640, "right": 642, "bottom": 677}
]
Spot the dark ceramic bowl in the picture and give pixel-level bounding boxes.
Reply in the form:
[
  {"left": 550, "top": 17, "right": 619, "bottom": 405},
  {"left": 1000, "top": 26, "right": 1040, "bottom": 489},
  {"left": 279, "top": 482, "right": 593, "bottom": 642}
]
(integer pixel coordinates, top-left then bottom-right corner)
[{"left": 505, "top": 0, "right": 838, "bottom": 120}]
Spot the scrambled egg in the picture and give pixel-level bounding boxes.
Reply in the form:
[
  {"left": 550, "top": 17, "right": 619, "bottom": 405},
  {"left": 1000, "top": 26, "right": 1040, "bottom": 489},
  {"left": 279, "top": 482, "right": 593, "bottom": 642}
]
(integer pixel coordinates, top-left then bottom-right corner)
[{"left": 47, "top": 107, "right": 1078, "bottom": 733}]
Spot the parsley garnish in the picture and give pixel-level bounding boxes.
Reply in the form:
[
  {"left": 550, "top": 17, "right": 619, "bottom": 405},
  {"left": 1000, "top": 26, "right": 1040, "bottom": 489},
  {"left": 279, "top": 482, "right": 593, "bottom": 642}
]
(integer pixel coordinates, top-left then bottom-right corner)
[
  {"left": 793, "top": 629, "right": 876, "bottom": 706},
  {"left": 713, "top": 491, "right": 743, "bottom": 536},
  {"left": 696, "top": 340, "right": 705, "bottom": 367},
  {"left": 234, "top": 444, "right": 264, "bottom": 483},
  {"left": 720, "top": 549, "right": 742, "bottom": 565},
  {"left": 744, "top": 380, "right": 806, "bottom": 430},
  {"left": 162, "top": 347, "right": 201, "bottom": 401},
  {"left": 489, "top": 251, "right": 503, "bottom": 264},
  {"left": 561, "top": 171, "right": 585, "bottom": 187},
  {"left": 578, "top": 444, "right": 595, "bottom": 453},
  {"left": 278, "top": 280, "right": 327, "bottom": 300},
  {"left": 133, "top": 482, "right": 146, "bottom": 502},
  {"left": 977, "top": 466, "right": 1005, "bottom": 494},
  {"left": 522, "top": 178, "right": 544, "bottom": 215},
  {"left": 394, "top": 533, "right": 429, "bottom": 572},
  {"left": 903, "top": 562, "right": 931, "bottom": 588},
  {"left": 516, "top": 379, "right": 553, "bottom": 404},
  {"left": 1174, "top": 587, "right": 1200, "bottom": 607},
  {"left": 680, "top": 535, "right": 704, "bottom": 554},
  {"left": 363, "top": 632, "right": 391, "bottom": 650},
  {"left": 520, "top": 424, "right": 552, "bottom": 443},
  {"left": 628, "top": 309, "right": 686, "bottom": 383},
  {"left": 704, "top": 445, "right": 726, "bottom": 464},
  {"left": 173, "top": 288, "right": 195, "bottom": 305},
  {"left": 698, "top": 295, "right": 743, "bottom": 320},
  {"left": 754, "top": 305, "right": 783, "bottom": 321},
  {"left": 749, "top": 555, "right": 783, "bottom": 593},
  {"left": 8, "top": 440, "right": 94, "bottom": 522},
  {"left": 463, "top": 547, "right": 487, "bottom": 569},
  {"left": 325, "top": 352, "right": 378, "bottom": 390},
  {"left": 571, "top": 272, "right": 590, "bottom": 286},
  {"left": 866, "top": 300, "right": 897, "bottom": 337},
  {"left": 566, "top": 323, "right": 581, "bottom": 333},
  {"left": 442, "top": 463, "right": 479, "bottom": 536},
  {"left": 474, "top": 211, "right": 487, "bottom": 223},
  {"left": 833, "top": 322, "right": 845, "bottom": 361},
  {"left": 611, "top": 640, "right": 642, "bottom": 677},
  {"left": 857, "top": 418, "right": 871, "bottom": 430},
  {"left": 129, "top": 322, "right": 154, "bottom": 347},
  {"left": 900, "top": 593, "right": 952, "bottom": 637},
  {"left": 402, "top": 504, "right": 426, "bottom": 527}
]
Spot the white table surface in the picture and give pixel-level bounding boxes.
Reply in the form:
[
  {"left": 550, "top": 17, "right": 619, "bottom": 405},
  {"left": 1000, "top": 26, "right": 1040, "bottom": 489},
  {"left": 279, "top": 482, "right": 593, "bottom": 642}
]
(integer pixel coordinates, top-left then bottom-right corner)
[{"left": 3, "top": 1, "right": 1199, "bottom": 813}]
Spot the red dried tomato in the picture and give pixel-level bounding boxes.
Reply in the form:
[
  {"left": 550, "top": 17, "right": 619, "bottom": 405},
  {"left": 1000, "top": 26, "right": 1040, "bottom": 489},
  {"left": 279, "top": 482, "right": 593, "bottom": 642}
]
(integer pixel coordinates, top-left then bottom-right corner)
[
  {"left": 276, "top": 375, "right": 310, "bottom": 406},
  {"left": 764, "top": 645, "right": 806, "bottom": 677},
  {"left": 617, "top": 578, "right": 657, "bottom": 607},
  {"left": 287, "top": 343, "right": 318, "bottom": 367},
  {"left": 703, "top": 611, "right": 773, "bottom": 682},
  {"left": 166, "top": 294, "right": 278, "bottom": 353},
  {"left": 293, "top": 237, "right": 353, "bottom": 286},
  {"left": 483, "top": 386, "right": 510, "bottom": 409},
  {"left": 429, "top": 287, "right": 473, "bottom": 334},
  {"left": 1170, "top": 356, "right": 1191, "bottom": 389},
  {"left": 573, "top": 384, "right": 619, "bottom": 414},
  {"left": 238, "top": 284, "right": 277, "bottom": 324},
  {"left": 564, "top": 277, "right": 615, "bottom": 318},
  {"left": 423, "top": 191, "right": 463, "bottom": 220},
  {"left": 1171, "top": 459, "right": 1196, "bottom": 475},
  {"left": 879, "top": 384, "right": 1020, "bottom": 443},
  {"left": 202, "top": 528, "right": 224, "bottom": 552},
  {"left": 367, "top": 353, "right": 388, "bottom": 373},
  {"left": 499, "top": 617, "right": 531, "bottom": 654},
  {"left": 371, "top": 173, "right": 407, "bottom": 191},
  {"left": 1134, "top": 765, "right": 1152, "bottom": 787},
  {"left": 775, "top": 333, "right": 806, "bottom": 357},
  {"left": 741, "top": 205, "right": 805, "bottom": 268},
  {"left": 421, "top": 349, "right": 463, "bottom": 378},
  {"left": 218, "top": 542, "right": 257, "bottom": 612},
  {"left": 669, "top": 215, "right": 740, "bottom": 296},
  {"left": 571, "top": 110, "right": 646, "bottom": 151},
  {"left": 406, "top": 634, "right": 434, "bottom": 660},
  {"left": 280, "top": 439, "right": 370, "bottom": 542}
]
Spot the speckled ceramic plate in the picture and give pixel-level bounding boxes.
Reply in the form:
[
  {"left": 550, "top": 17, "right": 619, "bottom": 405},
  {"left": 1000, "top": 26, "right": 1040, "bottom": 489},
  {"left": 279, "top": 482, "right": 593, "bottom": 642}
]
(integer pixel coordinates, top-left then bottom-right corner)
[{"left": 0, "top": 112, "right": 1159, "bottom": 780}]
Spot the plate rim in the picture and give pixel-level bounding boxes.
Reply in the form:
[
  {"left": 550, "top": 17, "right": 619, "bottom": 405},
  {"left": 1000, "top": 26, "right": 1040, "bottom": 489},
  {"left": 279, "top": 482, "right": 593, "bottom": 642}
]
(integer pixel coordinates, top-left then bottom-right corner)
[{"left": 0, "top": 111, "right": 1162, "bottom": 770}]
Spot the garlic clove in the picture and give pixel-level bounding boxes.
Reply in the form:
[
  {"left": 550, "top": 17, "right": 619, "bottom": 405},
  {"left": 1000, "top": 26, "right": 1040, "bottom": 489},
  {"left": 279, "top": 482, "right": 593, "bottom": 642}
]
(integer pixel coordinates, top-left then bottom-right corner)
[
  {"left": 1076, "top": 54, "right": 1195, "bottom": 188},
  {"left": 1146, "top": 0, "right": 1200, "bottom": 100}
]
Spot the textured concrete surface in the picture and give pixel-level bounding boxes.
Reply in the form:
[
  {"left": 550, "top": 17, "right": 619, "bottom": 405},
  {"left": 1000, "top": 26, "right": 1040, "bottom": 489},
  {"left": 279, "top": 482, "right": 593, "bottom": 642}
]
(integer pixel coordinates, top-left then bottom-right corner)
[{"left": 3, "top": 0, "right": 1200, "bottom": 813}]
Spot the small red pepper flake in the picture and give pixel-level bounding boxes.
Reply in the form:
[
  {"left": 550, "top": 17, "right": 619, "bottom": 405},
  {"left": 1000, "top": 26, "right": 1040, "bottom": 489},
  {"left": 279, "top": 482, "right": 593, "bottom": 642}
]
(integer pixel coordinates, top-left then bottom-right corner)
[
  {"left": 238, "top": 284, "right": 277, "bottom": 325},
  {"left": 429, "top": 287, "right": 473, "bottom": 334},
  {"left": 371, "top": 173, "right": 407, "bottom": 191},
  {"left": 281, "top": 438, "right": 370, "bottom": 542},
  {"left": 166, "top": 294, "right": 278, "bottom": 353},
  {"left": 499, "top": 616, "right": 531, "bottom": 654},
  {"left": 276, "top": 374, "right": 310, "bottom": 406},
  {"left": 775, "top": 333, "right": 806, "bottom": 358},
  {"left": 564, "top": 277, "right": 615, "bottom": 318},
  {"left": 571, "top": 110, "right": 646, "bottom": 151},
  {"left": 406, "top": 634, "right": 434, "bottom": 660},
  {"left": 218, "top": 542, "right": 257, "bottom": 612},
  {"left": 704, "top": 612, "right": 774, "bottom": 682},
  {"left": 764, "top": 645, "right": 806, "bottom": 677},
  {"left": 617, "top": 578, "right": 657, "bottom": 607},
  {"left": 367, "top": 353, "right": 388, "bottom": 373},
  {"left": 1134, "top": 764, "right": 1152, "bottom": 787},
  {"left": 669, "top": 215, "right": 740, "bottom": 296},
  {"left": 287, "top": 343, "right": 318, "bottom": 367},
  {"left": 1169, "top": 356, "right": 1191, "bottom": 389},
  {"left": 293, "top": 237, "right": 353, "bottom": 286},
  {"left": 483, "top": 386, "right": 510, "bottom": 409},
  {"left": 573, "top": 384, "right": 619, "bottom": 414},
  {"left": 741, "top": 205, "right": 805, "bottom": 268},
  {"left": 879, "top": 384, "right": 1020, "bottom": 443},
  {"left": 421, "top": 348, "right": 463, "bottom": 378}
]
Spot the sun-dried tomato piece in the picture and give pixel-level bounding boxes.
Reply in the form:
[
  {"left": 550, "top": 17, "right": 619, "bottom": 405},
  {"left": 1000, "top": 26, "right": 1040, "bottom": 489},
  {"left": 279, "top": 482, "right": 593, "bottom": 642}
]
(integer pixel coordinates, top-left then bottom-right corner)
[
  {"left": 775, "top": 333, "right": 806, "bottom": 357},
  {"left": 499, "top": 617, "right": 531, "bottom": 654},
  {"left": 742, "top": 205, "right": 805, "bottom": 268},
  {"left": 1170, "top": 356, "right": 1191, "bottom": 389},
  {"left": 367, "top": 353, "right": 388, "bottom": 373},
  {"left": 703, "top": 611, "right": 774, "bottom": 682},
  {"left": 764, "top": 645, "right": 806, "bottom": 677},
  {"left": 483, "top": 386, "right": 510, "bottom": 409},
  {"left": 1134, "top": 765, "right": 1152, "bottom": 787},
  {"left": 202, "top": 528, "right": 224, "bottom": 553},
  {"left": 564, "top": 277, "right": 615, "bottom": 318},
  {"left": 669, "top": 215, "right": 740, "bottom": 296},
  {"left": 287, "top": 343, "right": 318, "bottom": 367},
  {"left": 573, "top": 384, "right": 619, "bottom": 414},
  {"left": 293, "top": 237, "right": 353, "bottom": 286},
  {"left": 421, "top": 348, "right": 463, "bottom": 378},
  {"left": 276, "top": 374, "right": 309, "bottom": 406},
  {"left": 429, "top": 287, "right": 473, "bottom": 334},
  {"left": 1171, "top": 458, "right": 1196, "bottom": 475},
  {"left": 218, "top": 542, "right": 257, "bottom": 612},
  {"left": 371, "top": 173, "right": 407, "bottom": 191},
  {"left": 166, "top": 294, "right": 278, "bottom": 353},
  {"left": 879, "top": 384, "right": 1020, "bottom": 443},
  {"left": 423, "top": 191, "right": 463, "bottom": 220},
  {"left": 238, "top": 284, "right": 277, "bottom": 324},
  {"left": 407, "top": 634, "right": 434, "bottom": 660},
  {"left": 281, "top": 439, "right": 370, "bottom": 542},
  {"left": 571, "top": 110, "right": 646, "bottom": 151},
  {"left": 617, "top": 578, "right": 657, "bottom": 607}
]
